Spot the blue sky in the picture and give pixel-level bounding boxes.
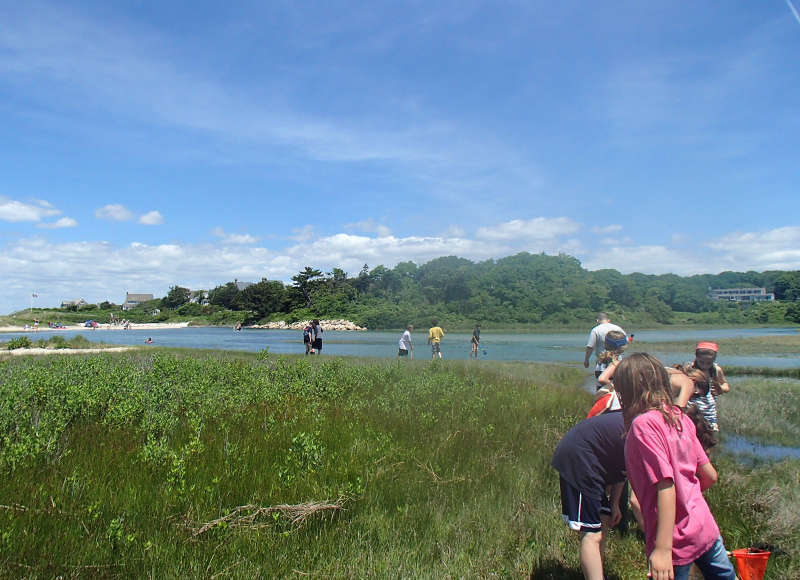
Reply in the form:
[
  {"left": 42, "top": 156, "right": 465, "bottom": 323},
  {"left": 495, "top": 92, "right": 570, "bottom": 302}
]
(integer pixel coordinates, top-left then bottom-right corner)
[{"left": 1, "top": 0, "right": 800, "bottom": 313}]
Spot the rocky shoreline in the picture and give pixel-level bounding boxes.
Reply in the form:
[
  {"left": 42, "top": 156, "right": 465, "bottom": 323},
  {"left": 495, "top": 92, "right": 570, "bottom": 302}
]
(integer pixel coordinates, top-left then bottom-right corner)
[{"left": 249, "top": 319, "right": 367, "bottom": 331}]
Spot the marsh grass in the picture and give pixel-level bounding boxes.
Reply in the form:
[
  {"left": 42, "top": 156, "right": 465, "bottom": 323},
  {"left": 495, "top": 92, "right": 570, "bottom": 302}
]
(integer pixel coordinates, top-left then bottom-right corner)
[
  {"left": 634, "top": 333, "right": 800, "bottom": 356},
  {"left": 0, "top": 352, "right": 796, "bottom": 577},
  {"left": 718, "top": 376, "right": 800, "bottom": 447}
]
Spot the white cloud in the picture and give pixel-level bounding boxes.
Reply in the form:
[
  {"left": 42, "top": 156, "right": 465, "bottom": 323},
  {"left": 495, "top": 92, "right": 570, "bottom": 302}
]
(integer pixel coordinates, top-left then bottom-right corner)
[
  {"left": 706, "top": 226, "right": 800, "bottom": 271},
  {"left": 212, "top": 227, "right": 259, "bottom": 245},
  {"left": 0, "top": 197, "right": 61, "bottom": 222},
  {"left": 344, "top": 218, "right": 392, "bottom": 237},
  {"left": 289, "top": 225, "right": 316, "bottom": 242},
  {"left": 583, "top": 245, "right": 704, "bottom": 275},
  {"left": 95, "top": 204, "right": 134, "bottom": 222},
  {"left": 37, "top": 216, "right": 78, "bottom": 229},
  {"left": 591, "top": 224, "right": 623, "bottom": 235},
  {"left": 442, "top": 225, "right": 465, "bottom": 238},
  {"left": 476, "top": 217, "right": 580, "bottom": 241},
  {"left": 138, "top": 210, "right": 164, "bottom": 225}
]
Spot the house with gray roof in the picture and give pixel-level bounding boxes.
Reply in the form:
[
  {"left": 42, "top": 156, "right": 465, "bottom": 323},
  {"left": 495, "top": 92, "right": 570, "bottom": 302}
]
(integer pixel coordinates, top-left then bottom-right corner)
[{"left": 123, "top": 293, "right": 155, "bottom": 310}]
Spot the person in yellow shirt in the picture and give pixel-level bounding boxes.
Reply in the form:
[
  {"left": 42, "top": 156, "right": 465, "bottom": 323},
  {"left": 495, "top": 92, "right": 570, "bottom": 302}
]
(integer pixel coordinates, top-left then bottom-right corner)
[{"left": 427, "top": 319, "right": 445, "bottom": 359}]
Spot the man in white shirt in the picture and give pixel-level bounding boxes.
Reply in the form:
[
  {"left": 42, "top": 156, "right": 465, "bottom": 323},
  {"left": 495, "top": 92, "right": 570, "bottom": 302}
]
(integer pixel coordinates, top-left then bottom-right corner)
[
  {"left": 398, "top": 324, "right": 414, "bottom": 359},
  {"left": 584, "top": 313, "right": 625, "bottom": 377}
]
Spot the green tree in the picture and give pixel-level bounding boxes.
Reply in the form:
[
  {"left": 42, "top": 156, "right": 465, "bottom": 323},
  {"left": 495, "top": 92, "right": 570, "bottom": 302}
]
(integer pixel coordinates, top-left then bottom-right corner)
[
  {"left": 292, "top": 267, "right": 323, "bottom": 308},
  {"left": 161, "top": 286, "right": 191, "bottom": 309},
  {"left": 239, "top": 280, "right": 288, "bottom": 320},
  {"left": 208, "top": 282, "right": 240, "bottom": 310}
]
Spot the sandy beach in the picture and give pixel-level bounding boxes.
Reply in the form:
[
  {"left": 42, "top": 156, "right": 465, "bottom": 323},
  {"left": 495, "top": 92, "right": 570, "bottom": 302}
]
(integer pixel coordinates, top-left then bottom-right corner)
[
  {"left": 0, "top": 346, "right": 139, "bottom": 357},
  {"left": 0, "top": 321, "right": 191, "bottom": 333}
]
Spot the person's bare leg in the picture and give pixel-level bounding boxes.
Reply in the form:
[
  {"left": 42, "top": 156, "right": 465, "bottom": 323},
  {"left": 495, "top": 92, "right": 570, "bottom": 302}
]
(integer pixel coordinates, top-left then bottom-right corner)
[{"left": 579, "top": 530, "right": 604, "bottom": 580}]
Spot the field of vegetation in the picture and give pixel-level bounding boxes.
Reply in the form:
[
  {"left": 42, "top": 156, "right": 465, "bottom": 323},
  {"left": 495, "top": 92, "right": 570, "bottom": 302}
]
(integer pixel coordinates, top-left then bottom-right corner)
[
  {"left": 0, "top": 351, "right": 797, "bottom": 578},
  {"left": 634, "top": 333, "right": 800, "bottom": 356}
]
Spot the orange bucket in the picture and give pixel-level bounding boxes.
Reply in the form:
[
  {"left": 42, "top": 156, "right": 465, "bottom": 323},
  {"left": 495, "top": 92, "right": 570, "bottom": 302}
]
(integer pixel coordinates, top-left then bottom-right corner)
[{"left": 731, "top": 548, "right": 770, "bottom": 580}]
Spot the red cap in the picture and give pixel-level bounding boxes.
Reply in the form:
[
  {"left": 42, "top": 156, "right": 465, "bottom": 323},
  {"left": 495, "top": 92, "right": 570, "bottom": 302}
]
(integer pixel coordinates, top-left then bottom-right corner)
[{"left": 696, "top": 341, "right": 718, "bottom": 352}]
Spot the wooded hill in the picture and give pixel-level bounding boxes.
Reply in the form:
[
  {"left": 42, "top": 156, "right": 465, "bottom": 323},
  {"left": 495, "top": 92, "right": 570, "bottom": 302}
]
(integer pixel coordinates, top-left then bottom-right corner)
[
  {"left": 36, "top": 253, "right": 800, "bottom": 329},
  {"left": 194, "top": 253, "right": 800, "bottom": 328}
]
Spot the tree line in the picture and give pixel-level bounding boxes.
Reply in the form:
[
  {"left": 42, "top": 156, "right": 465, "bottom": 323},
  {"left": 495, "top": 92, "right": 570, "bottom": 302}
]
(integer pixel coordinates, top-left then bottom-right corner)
[{"left": 153, "top": 253, "right": 800, "bottom": 328}]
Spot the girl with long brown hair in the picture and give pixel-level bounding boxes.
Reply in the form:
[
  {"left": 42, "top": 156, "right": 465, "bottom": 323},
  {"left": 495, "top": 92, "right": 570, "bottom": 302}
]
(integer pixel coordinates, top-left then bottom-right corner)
[{"left": 614, "top": 353, "right": 735, "bottom": 580}]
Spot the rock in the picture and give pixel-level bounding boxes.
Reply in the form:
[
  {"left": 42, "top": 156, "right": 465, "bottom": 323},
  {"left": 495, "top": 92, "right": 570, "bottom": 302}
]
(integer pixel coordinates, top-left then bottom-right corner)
[{"left": 249, "top": 319, "right": 367, "bottom": 331}]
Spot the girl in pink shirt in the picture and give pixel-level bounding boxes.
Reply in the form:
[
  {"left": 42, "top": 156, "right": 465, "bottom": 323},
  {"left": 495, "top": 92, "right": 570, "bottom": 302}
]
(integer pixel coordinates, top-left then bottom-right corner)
[{"left": 614, "top": 353, "right": 736, "bottom": 580}]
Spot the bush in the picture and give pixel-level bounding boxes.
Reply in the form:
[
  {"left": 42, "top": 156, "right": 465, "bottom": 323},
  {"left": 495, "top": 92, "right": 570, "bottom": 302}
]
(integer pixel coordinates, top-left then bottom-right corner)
[{"left": 6, "top": 336, "right": 32, "bottom": 350}]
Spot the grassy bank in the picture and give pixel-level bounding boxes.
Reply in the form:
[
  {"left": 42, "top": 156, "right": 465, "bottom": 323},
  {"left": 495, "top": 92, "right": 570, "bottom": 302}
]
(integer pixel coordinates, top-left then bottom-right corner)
[
  {"left": 0, "top": 352, "right": 797, "bottom": 577},
  {"left": 632, "top": 333, "right": 800, "bottom": 356}
]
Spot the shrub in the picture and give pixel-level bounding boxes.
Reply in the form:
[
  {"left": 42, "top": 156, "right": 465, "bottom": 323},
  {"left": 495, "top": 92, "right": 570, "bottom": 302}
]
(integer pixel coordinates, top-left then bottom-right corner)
[{"left": 6, "top": 336, "right": 32, "bottom": 350}]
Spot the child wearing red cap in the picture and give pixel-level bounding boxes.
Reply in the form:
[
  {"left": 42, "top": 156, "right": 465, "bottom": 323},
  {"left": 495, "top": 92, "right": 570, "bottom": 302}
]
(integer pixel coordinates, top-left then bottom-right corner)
[{"left": 685, "top": 342, "right": 730, "bottom": 431}]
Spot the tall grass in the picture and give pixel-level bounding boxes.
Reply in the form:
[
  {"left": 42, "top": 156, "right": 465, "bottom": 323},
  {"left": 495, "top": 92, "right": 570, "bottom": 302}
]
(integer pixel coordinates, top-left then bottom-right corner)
[
  {"left": 718, "top": 376, "right": 800, "bottom": 447},
  {"left": 0, "top": 352, "right": 797, "bottom": 577}
]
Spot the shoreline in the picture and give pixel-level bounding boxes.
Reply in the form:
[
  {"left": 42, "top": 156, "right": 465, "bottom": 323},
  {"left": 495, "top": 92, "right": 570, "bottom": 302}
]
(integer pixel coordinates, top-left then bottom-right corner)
[{"left": 0, "top": 321, "right": 191, "bottom": 333}]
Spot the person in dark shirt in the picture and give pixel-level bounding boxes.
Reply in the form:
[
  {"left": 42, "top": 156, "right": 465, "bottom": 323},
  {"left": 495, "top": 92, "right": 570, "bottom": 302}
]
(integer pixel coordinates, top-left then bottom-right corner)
[{"left": 551, "top": 411, "right": 626, "bottom": 580}]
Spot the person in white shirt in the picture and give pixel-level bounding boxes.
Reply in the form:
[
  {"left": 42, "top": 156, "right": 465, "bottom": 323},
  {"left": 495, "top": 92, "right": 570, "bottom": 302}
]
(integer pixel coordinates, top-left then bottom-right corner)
[
  {"left": 398, "top": 324, "right": 414, "bottom": 359},
  {"left": 584, "top": 313, "right": 625, "bottom": 378}
]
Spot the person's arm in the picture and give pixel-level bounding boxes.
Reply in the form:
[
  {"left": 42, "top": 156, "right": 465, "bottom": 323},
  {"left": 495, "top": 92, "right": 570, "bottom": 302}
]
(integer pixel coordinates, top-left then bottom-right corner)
[
  {"left": 606, "top": 481, "right": 625, "bottom": 527},
  {"left": 597, "top": 360, "right": 618, "bottom": 385},
  {"left": 649, "top": 480, "right": 676, "bottom": 580},
  {"left": 712, "top": 365, "right": 730, "bottom": 395},
  {"left": 697, "top": 462, "right": 717, "bottom": 491},
  {"left": 584, "top": 346, "right": 593, "bottom": 368},
  {"left": 667, "top": 370, "right": 694, "bottom": 408}
]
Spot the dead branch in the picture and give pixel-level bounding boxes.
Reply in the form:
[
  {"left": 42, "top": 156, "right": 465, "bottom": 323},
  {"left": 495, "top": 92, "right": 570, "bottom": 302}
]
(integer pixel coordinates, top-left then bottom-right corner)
[{"left": 191, "top": 498, "right": 345, "bottom": 538}]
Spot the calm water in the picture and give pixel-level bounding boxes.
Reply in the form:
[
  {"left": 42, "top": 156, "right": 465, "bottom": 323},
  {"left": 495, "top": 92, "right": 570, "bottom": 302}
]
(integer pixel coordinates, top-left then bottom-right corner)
[{"left": 3, "top": 326, "right": 798, "bottom": 368}]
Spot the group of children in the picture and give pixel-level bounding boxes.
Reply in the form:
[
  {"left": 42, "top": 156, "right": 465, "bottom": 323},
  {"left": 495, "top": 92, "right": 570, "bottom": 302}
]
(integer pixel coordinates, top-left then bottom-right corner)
[{"left": 553, "top": 327, "right": 736, "bottom": 579}]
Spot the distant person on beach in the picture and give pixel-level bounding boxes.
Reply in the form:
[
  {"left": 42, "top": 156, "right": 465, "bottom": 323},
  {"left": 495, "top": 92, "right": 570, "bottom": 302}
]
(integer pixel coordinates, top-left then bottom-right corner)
[
  {"left": 551, "top": 410, "right": 626, "bottom": 580},
  {"left": 584, "top": 313, "right": 625, "bottom": 378},
  {"left": 398, "top": 324, "right": 414, "bottom": 358},
  {"left": 312, "top": 319, "right": 323, "bottom": 355},
  {"left": 428, "top": 319, "right": 444, "bottom": 359},
  {"left": 628, "top": 333, "right": 634, "bottom": 343},
  {"left": 303, "top": 323, "right": 314, "bottom": 355},
  {"left": 470, "top": 324, "right": 481, "bottom": 359},
  {"left": 614, "top": 353, "right": 736, "bottom": 580},
  {"left": 234, "top": 322, "right": 242, "bottom": 332}
]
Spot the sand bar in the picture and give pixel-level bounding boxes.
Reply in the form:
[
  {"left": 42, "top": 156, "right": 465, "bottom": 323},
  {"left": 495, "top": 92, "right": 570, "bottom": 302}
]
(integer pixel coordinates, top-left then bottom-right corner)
[{"left": 0, "top": 321, "right": 190, "bottom": 333}]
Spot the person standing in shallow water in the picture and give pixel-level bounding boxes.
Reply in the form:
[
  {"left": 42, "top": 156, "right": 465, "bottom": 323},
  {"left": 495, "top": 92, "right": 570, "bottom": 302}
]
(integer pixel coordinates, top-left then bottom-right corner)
[
  {"left": 470, "top": 324, "right": 481, "bottom": 359},
  {"left": 584, "top": 313, "right": 625, "bottom": 379},
  {"left": 311, "top": 319, "right": 323, "bottom": 355},
  {"left": 427, "top": 319, "right": 444, "bottom": 359},
  {"left": 398, "top": 324, "right": 414, "bottom": 359}
]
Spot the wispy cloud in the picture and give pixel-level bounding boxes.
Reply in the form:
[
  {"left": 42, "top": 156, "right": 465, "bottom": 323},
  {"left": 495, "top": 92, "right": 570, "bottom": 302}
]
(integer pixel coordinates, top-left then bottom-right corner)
[
  {"left": 0, "top": 197, "right": 61, "bottom": 222},
  {"left": 786, "top": 0, "right": 800, "bottom": 26},
  {"left": 138, "top": 210, "right": 164, "bottom": 226},
  {"left": 591, "top": 224, "right": 623, "bottom": 235},
  {"left": 212, "top": 227, "right": 259, "bottom": 245},
  {"left": 0, "top": 2, "right": 543, "bottom": 203},
  {"left": 476, "top": 217, "right": 580, "bottom": 241},
  {"left": 95, "top": 204, "right": 134, "bottom": 222},
  {"left": 37, "top": 216, "right": 78, "bottom": 229},
  {"left": 344, "top": 218, "right": 392, "bottom": 237}
]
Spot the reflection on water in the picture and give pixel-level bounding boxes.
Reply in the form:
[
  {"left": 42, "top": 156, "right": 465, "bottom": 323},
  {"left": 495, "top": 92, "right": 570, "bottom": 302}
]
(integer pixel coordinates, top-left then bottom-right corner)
[{"left": 723, "top": 436, "right": 800, "bottom": 462}]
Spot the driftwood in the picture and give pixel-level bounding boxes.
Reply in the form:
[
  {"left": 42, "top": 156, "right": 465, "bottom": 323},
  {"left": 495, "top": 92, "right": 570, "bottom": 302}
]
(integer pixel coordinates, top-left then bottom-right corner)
[{"left": 190, "top": 499, "right": 345, "bottom": 537}]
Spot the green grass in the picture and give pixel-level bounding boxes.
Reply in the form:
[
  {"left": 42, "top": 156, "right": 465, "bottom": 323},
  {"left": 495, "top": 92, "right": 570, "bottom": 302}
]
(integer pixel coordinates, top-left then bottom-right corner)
[
  {"left": 718, "top": 376, "right": 800, "bottom": 447},
  {"left": 1, "top": 334, "right": 116, "bottom": 351},
  {"left": 633, "top": 334, "right": 800, "bottom": 356},
  {"left": 0, "top": 352, "right": 797, "bottom": 578}
]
